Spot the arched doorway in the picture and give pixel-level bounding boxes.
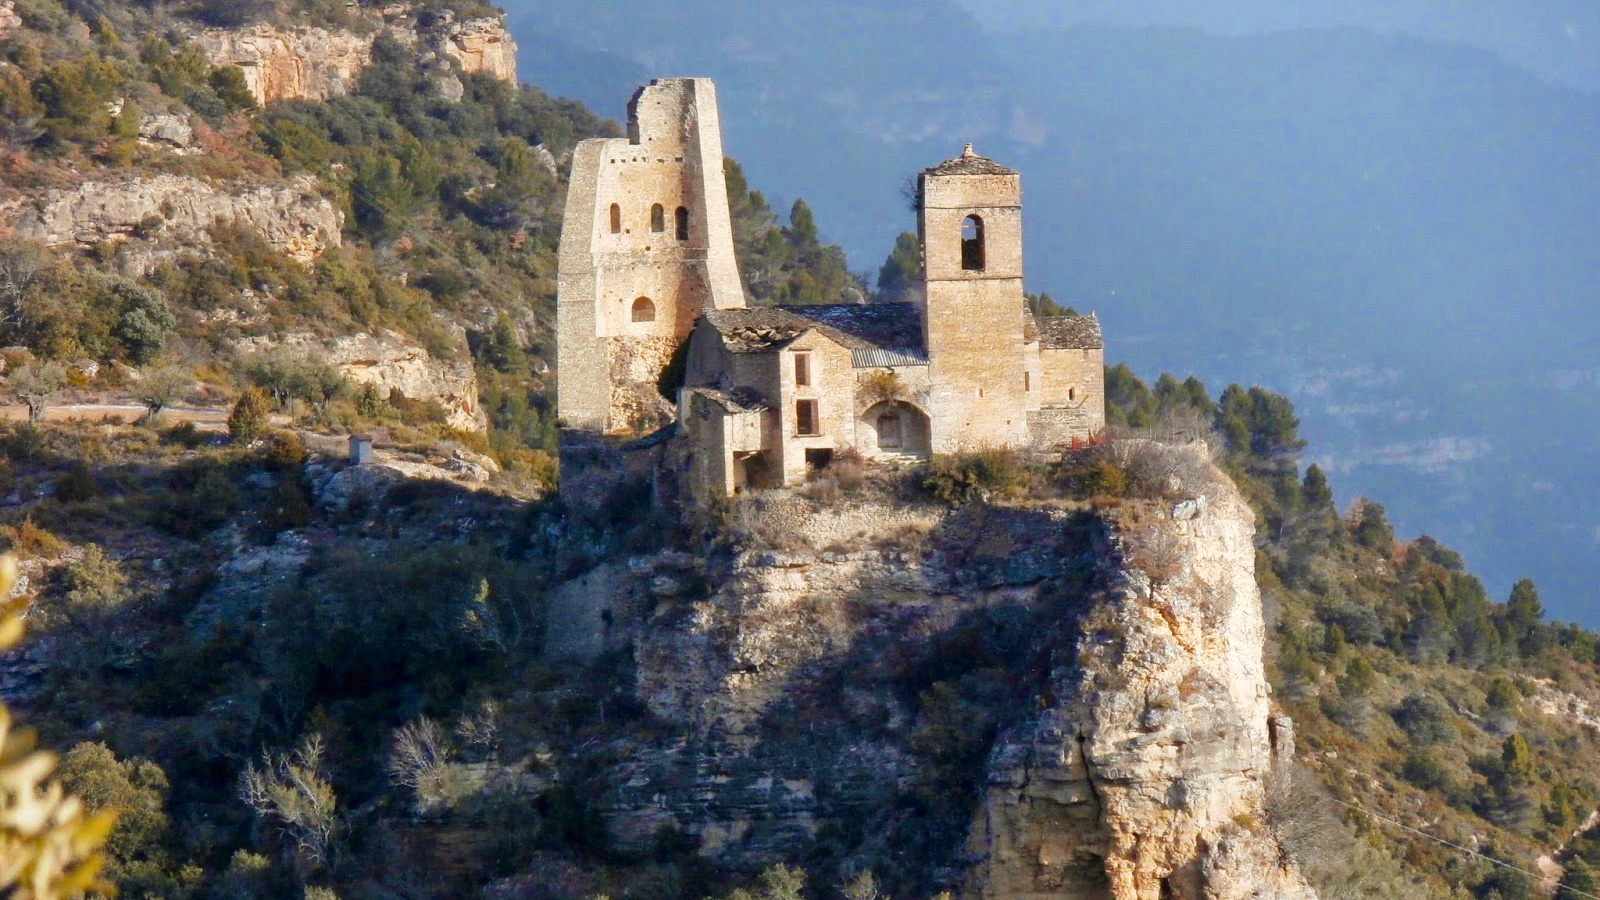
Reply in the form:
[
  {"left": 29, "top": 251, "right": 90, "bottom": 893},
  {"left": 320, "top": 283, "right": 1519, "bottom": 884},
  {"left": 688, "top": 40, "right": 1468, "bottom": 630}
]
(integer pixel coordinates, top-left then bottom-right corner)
[
  {"left": 632, "top": 296, "right": 656, "bottom": 322},
  {"left": 861, "top": 400, "right": 930, "bottom": 457}
]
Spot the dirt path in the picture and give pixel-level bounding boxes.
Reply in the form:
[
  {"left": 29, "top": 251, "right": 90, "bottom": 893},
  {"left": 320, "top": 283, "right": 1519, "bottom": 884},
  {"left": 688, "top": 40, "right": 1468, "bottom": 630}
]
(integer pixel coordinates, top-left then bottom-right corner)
[{"left": 0, "top": 403, "right": 232, "bottom": 426}]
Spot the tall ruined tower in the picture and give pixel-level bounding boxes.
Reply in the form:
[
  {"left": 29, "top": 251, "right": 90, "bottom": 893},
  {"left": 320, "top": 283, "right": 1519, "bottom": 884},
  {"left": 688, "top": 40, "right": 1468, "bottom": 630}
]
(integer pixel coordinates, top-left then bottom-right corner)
[
  {"left": 919, "top": 145, "right": 1031, "bottom": 452},
  {"left": 557, "top": 78, "right": 745, "bottom": 435}
]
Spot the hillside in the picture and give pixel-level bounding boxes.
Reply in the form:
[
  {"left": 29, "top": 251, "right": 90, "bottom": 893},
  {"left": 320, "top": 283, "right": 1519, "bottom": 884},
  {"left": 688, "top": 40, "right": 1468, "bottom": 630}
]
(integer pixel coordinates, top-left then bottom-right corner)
[{"left": 2, "top": 3, "right": 1600, "bottom": 900}]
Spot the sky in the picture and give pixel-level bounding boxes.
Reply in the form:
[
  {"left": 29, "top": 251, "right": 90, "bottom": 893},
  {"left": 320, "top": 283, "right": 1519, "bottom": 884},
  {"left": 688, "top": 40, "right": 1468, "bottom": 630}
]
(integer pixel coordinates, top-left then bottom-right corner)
[{"left": 956, "top": 0, "right": 1600, "bottom": 91}]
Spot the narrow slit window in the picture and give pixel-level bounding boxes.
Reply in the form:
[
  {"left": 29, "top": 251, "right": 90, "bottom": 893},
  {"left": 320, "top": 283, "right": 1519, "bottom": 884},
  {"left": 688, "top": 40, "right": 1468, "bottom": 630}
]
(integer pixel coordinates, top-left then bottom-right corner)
[
  {"left": 961, "top": 214, "right": 985, "bottom": 271},
  {"left": 1069, "top": 387, "right": 1077, "bottom": 401},
  {"left": 609, "top": 203, "right": 622, "bottom": 234},
  {"left": 794, "top": 352, "right": 811, "bottom": 387},
  {"left": 632, "top": 296, "right": 655, "bottom": 323},
  {"left": 796, "top": 399, "right": 819, "bottom": 436},
  {"left": 675, "top": 206, "right": 690, "bottom": 241},
  {"left": 1025, "top": 371, "right": 1031, "bottom": 391},
  {"left": 650, "top": 203, "right": 665, "bottom": 233}
]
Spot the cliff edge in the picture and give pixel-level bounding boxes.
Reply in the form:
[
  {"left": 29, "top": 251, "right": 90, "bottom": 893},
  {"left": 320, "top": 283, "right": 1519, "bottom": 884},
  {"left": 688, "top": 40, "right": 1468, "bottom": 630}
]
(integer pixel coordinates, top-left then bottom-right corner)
[{"left": 548, "top": 443, "right": 1317, "bottom": 899}]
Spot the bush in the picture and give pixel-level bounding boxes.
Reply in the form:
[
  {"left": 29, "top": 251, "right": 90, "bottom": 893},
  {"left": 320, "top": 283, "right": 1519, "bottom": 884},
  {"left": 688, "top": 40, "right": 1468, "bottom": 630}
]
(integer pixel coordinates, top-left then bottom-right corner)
[
  {"left": 1392, "top": 693, "right": 1457, "bottom": 746},
  {"left": 921, "top": 449, "right": 1027, "bottom": 505},
  {"left": 60, "top": 544, "right": 128, "bottom": 617},
  {"left": 54, "top": 461, "right": 97, "bottom": 502},
  {"left": 228, "top": 388, "right": 271, "bottom": 443},
  {"left": 262, "top": 431, "right": 307, "bottom": 470}
]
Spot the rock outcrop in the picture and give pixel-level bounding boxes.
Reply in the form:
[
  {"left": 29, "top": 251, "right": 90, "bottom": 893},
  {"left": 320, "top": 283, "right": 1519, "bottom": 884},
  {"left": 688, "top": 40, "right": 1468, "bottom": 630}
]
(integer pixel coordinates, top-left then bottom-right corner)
[
  {"left": 562, "top": 446, "right": 1315, "bottom": 899},
  {"left": 0, "top": 1, "right": 21, "bottom": 38},
  {"left": 238, "top": 330, "right": 487, "bottom": 434},
  {"left": 193, "top": 8, "right": 518, "bottom": 107},
  {"left": 969, "top": 473, "right": 1316, "bottom": 900},
  {"left": 0, "top": 174, "right": 342, "bottom": 273}
]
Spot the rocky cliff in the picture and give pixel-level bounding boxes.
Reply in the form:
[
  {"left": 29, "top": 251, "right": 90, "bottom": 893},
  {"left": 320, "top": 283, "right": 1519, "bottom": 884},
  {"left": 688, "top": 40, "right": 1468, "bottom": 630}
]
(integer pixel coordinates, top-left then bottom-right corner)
[
  {"left": 237, "top": 329, "right": 487, "bottom": 433},
  {"left": 193, "top": 7, "right": 519, "bottom": 106},
  {"left": 0, "top": 173, "right": 342, "bottom": 274},
  {"left": 548, "top": 446, "right": 1316, "bottom": 899}
]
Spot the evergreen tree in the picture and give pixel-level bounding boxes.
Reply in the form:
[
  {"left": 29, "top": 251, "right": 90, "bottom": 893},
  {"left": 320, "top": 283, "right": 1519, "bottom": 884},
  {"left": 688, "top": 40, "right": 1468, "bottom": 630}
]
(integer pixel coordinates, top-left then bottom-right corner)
[
  {"left": 1558, "top": 858, "right": 1597, "bottom": 900},
  {"left": 1503, "top": 578, "right": 1545, "bottom": 655},
  {"left": 1302, "top": 464, "right": 1334, "bottom": 511},
  {"left": 876, "top": 231, "right": 922, "bottom": 299}
]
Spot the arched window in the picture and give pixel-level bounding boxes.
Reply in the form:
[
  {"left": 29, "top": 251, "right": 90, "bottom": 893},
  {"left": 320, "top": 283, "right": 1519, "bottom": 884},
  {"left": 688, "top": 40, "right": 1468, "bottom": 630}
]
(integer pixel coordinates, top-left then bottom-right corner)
[
  {"left": 650, "top": 203, "right": 665, "bottom": 233},
  {"left": 961, "top": 214, "right": 985, "bottom": 271},
  {"left": 632, "top": 297, "right": 656, "bottom": 323},
  {"left": 609, "top": 204, "right": 622, "bottom": 234},
  {"left": 675, "top": 206, "right": 690, "bottom": 241}
]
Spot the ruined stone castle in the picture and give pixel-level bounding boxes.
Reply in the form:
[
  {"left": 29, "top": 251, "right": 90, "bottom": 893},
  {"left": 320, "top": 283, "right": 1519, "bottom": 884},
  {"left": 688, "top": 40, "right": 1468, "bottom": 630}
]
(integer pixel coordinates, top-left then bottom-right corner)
[{"left": 557, "top": 78, "right": 1106, "bottom": 500}]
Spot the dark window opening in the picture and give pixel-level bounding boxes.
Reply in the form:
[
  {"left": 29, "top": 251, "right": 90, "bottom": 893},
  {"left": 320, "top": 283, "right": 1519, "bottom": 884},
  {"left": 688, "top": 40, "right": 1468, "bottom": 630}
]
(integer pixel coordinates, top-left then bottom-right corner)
[
  {"left": 632, "top": 296, "right": 655, "bottom": 322},
  {"left": 1025, "top": 371, "right": 1031, "bottom": 391},
  {"left": 796, "top": 399, "right": 820, "bottom": 436},
  {"left": 794, "top": 352, "right": 811, "bottom": 386},
  {"left": 961, "top": 213, "right": 985, "bottom": 271},
  {"left": 609, "top": 203, "right": 622, "bottom": 234},
  {"left": 805, "top": 448, "right": 834, "bottom": 471},
  {"left": 877, "top": 413, "right": 903, "bottom": 449},
  {"left": 650, "top": 203, "right": 665, "bottom": 233},
  {"left": 675, "top": 206, "right": 690, "bottom": 241},
  {"left": 1069, "top": 387, "right": 1077, "bottom": 401}
]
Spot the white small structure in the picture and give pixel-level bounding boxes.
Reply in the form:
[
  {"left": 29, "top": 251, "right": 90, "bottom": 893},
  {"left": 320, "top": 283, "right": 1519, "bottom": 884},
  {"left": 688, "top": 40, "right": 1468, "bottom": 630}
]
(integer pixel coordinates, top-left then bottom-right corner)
[{"left": 349, "top": 434, "right": 374, "bottom": 466}]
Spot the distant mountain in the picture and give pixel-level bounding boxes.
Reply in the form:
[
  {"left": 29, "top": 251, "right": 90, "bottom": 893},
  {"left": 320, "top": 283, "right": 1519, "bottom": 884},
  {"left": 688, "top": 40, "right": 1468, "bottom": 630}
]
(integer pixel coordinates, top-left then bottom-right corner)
[
  {"left": 502, "top": 1, "right": 1600, "bottom": 623},
  {"left": 959, "top": 0, "right": 1600, "bottom": 91}
]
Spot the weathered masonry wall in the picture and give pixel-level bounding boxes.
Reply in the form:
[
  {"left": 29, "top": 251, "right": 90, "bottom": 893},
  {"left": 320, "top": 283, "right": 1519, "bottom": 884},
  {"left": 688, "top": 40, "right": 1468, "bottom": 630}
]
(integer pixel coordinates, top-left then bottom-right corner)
[
  {"left": 1031, "top": 346, "right": 1107, "bottom": 447},
  {"left": 920, "top": 167, "right": 1031, "bottom": 453},
  {"left": 557, "top": 78, "right": 746, "bottom": 434}
]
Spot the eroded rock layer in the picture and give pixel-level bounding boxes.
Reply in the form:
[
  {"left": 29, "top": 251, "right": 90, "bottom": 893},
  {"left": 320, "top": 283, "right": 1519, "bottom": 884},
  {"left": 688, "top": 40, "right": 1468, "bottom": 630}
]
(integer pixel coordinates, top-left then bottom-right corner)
[
  {"left": 193, "top": 8, "right": 519, "bottom": 106},
  {"left": 556, "top": 446, "right": 1316, "bottom": 900},
  {"left": 0, "top": 174, "right": 342, "bottom": 273}
]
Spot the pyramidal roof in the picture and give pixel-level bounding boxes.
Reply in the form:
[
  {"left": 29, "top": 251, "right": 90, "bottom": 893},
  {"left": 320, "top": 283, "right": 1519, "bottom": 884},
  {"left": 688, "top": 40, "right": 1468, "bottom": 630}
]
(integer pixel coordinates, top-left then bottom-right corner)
[{"left": 924, "top": 143, "right": 1017, "bottom": 177}]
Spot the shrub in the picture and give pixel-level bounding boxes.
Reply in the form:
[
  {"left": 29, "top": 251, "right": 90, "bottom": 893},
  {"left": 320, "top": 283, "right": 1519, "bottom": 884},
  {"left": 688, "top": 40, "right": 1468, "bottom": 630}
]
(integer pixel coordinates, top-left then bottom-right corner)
[
  {"left": 228, "top": 388, "right": 271, "bottom": 443},
  {"left": 54, "top": 462, "right": 96, "bottom": 503},
  {"left": 60, "top": 545, "right": 128, "bottom": 617},
  {"left": 921, "top": 448, "right": 1027, "bottom": 505},
  {"left": 1, "top": 516, "right": 65, "bottom": 558},
  {"left": 1392, "top": 693, "right": 1457, "bottom": 746},
  {"left": 262, "top": 431, "right": 307, "bottom": 470}
]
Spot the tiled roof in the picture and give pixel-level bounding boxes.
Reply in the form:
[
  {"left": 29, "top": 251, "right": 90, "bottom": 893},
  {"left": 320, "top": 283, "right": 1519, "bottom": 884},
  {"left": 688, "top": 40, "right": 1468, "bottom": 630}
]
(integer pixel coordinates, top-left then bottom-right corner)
[
  {"left": 1038, "top": 314, "right": 1104, "bottom": 350},
  {"left": 704, "top": 303, "right": 926, "bottom": 356},
  {"left": 685, "top": 386, "right": 768, "bottom": 414},
  {"left": 777, "top": 302, "right": 924, "bottom": 353},
  {"left": 924, "top": 143, "right": 1017, "bottom": 177}
]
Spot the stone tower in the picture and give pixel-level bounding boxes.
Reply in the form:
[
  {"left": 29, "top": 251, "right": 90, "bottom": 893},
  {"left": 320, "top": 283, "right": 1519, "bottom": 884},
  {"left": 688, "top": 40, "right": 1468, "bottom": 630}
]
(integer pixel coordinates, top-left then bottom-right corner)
[
  {"left": 918, "top": 144, "right": 1030, "bottom": 452},
  {"left": 557, "top": 78, "right": 746, "bottom": 435}
]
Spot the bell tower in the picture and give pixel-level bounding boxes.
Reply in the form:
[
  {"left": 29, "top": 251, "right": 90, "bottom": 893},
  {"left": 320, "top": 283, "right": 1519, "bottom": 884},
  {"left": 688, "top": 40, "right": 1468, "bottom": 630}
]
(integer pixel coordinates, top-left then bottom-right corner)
[{"left": 918, "top": 144, "right": 1030, "bottom": 452}]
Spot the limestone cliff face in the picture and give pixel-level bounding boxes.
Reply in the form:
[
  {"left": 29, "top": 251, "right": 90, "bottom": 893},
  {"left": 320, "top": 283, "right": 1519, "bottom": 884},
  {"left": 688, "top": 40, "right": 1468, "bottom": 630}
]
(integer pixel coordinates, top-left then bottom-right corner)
[
  {"left": 0, "top": 174, "right": 342, "bottom": 274},
  {"left": 969, "top": 468, "right": 1316, "bottom": 900},
  {"left": 554, "top": 447, "right": 1315, "bottom": 898},
  {"left": 193, "top": 8, "right": 518, "bottom": 107},
  {"left": 0, "top": 1, "right": 21, "bottom": 39},
  {"left": 192, "top": 24, "right": 372, "bottom": 106},
  {"left": 238, "top": 330, "right": 486, "bottom": 434}
]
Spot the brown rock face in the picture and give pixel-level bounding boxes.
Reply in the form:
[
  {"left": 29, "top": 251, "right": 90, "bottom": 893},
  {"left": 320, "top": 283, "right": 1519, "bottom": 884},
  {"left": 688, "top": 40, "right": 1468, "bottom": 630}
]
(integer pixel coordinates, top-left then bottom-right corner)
[
  {"left": 557, "top": 445, "right": 1315, "bottom": 899},
  {"left": 0, "top": 1, "right": 21, "bottom": 38},
  {"left": 0, "top": 173, "right": 342, "bottom": 274},
  {"left": 192, "top": 25, "right": 372, "bottom": 106},
  {"left": 967, "top": 462, "right": 1316, "bottom": 900},
  {"left": 193, "top": 10, "right": 518, "bottom": 107},
  {"left": 237, "top": 330, "right": 487, "bottom": 434}
]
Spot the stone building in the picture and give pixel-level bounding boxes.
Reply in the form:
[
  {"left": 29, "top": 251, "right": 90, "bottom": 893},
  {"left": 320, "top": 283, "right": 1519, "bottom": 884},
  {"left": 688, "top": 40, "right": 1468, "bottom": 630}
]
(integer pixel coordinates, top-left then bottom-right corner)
[{"left": 557, "top": 78, "right": 1106, "bottom": 500}]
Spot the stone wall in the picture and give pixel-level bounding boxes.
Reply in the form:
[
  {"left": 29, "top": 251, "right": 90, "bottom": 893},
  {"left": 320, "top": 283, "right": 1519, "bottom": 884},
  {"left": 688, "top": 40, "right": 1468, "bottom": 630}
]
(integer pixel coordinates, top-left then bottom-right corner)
[
  {"left": 557, "top": 78, "right": 746, "bottom": 435},
  {"left": 0, "top": 173, "right": 342, "bottom": 274},
  {"left": 1031, "top": 346, "right": 1107, "bottom": 447}
]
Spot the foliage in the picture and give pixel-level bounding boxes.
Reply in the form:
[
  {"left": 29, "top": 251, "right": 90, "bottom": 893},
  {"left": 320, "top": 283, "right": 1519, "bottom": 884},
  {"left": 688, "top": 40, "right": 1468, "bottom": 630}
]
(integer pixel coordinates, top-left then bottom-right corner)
[
  {"left": 8, "top": 362, "right": 66, "bottom": 423},
  {"left": 135, "top": 366, "right": 193, "bottom": 417},
  {"left": 228, "top": 388, "right": 272, "bottom": 443},
  {"left": 875, "top": 231, "right": 922, "bottom": 300},
  {"left": 724, "top": 159, "right": 864, "bottom": 305},
  {"left": 59, "top": 544, "right": 128, "bottom": 618},
  {"left": 0, "top": 555, "right": 116, "bottom": 899},
  {"left": 920, "top": 449, "right": 1028, "bottom": 505},
  {"left": 240, "top": 734, "right": 342, "bottom": 871}
]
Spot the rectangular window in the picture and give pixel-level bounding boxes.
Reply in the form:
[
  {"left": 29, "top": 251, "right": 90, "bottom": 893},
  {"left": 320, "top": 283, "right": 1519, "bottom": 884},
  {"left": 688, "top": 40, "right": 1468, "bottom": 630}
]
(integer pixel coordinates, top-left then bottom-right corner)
[
  {"left": 794, "top": 352, "right": 812, "bottom": 387},
  {"left": 1025, "top": 371, "right": 1031, "bottom": 392},
  {"left": 796, "top": 399, "right": 820, "bottom": 436}
]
